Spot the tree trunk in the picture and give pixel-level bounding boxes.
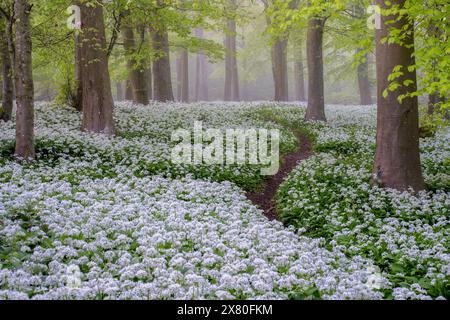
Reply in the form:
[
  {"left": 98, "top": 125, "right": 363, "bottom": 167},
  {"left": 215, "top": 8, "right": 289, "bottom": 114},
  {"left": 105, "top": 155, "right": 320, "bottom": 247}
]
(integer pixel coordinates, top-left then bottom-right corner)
[
  {"left": 294, "top": 41, "right": 306, "bottom": 102},
  {"left": 145, "top": 67, "right": 152, "bottom": 100},
  {"left": 78, "top": 0, "right": 115, "bottom": 135},
  {"left": 372, "top": 0, "right": 424, "bottom": 192},
  {"left": 14, "top": 0, "right": 34, "bottom": 159},
  {"left": 116, "top": 82, "right": 124, "bottom": 101},
  {"left": 195, "top": 28, "right": 209, "bottom": 101},
  {"left": 305, "top": 18, "right": 326, "bottom": 121},
  {"left": 224, "top": 16, "right": 239, "bottom": 101},
  {"left": 176, "top": 53, "right": 182, "bottom": 101},
  {"left": 152, "top": 25, "right": 174, "bottom": 102},
  {"left": 125, "top": 79, "right": 133, "bottom": 100},
  {"left": 122, "top": 23, "right": 149, "bottom": 105},
  {"left": 271, "top": 38, "right": 289, "bottom": 101},
  {"left": 74, "top": 32, "right": 83, "bottom": 111},
  {"left": 357, "top": 49, "right": 372, "bottom": 105},
  {"left": 179, "top": 48, "right": 189, "bottom": 102},
  {"left": 0, "top": 18, "right": 13, "bottom": 121}
]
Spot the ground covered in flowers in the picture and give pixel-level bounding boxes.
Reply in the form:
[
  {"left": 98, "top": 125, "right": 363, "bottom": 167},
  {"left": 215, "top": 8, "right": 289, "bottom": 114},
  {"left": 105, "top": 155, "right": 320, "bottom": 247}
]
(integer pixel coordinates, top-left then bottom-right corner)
[{"left": 0, "top": 102, "right": 448, "bottom": 299}]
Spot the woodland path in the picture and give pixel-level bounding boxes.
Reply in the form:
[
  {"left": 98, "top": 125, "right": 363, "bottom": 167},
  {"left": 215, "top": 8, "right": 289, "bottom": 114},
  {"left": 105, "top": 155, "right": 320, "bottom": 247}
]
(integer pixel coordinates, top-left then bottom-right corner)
[{"left": 246, "top": 131, "right": 313, "bottom": 220}]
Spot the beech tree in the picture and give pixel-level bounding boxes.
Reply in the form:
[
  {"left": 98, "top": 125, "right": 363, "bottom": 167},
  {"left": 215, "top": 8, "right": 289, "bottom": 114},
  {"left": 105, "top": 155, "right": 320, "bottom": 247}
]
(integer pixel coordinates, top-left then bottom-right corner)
[
  {"left": 194, "top": 28, "right": 209, "bottom": 101},
  {"left": 224, "top": 0, "right": 240, "bottom": 101},
  {"left": 122, "top": 19, "right": 149, "bottom": 105},
  {"left": 293, "top": 40, "right": 306, "bottom": 102},
  {"left": 177, "top": 48, "right": 189, "bottom": 103},
  {"left": 372, "top": 0, "right": 424, "bottom": 191},
  {"left": 305, "top": 17, "right": 326, "bottom": 121},
  {"left": 0, "top": 16, "right": 13, "bottom": 121},
  {"left": 78, "top": 0, "right": 115, "bottom": 134},
  {"left": 152, "top": 24, "right": 174, "bottom": 102},
  {"left": 14, "top": 0, "right": 34, "bottom": 159}
]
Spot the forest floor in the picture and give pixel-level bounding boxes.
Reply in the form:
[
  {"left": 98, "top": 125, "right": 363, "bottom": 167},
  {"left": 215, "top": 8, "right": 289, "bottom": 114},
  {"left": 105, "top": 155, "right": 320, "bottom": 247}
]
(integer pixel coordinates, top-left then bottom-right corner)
[{"left": 0, "top": 101, "right": 449, "bottom": 300}]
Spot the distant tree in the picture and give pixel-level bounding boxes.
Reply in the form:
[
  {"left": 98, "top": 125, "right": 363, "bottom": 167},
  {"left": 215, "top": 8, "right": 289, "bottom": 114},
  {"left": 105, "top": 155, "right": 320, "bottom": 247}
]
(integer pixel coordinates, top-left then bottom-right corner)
[
  {"left": 122, "top": 18, "right": 149, "bottom": 105},
  {"left": 224, "top": 0, "right": 240, "bottom": 101},
  {"left": 305, "top": 16, "right": 326, "bottom": 121},
  {"left": 194, "top": 28, "right": 209, "bottom": 101}
]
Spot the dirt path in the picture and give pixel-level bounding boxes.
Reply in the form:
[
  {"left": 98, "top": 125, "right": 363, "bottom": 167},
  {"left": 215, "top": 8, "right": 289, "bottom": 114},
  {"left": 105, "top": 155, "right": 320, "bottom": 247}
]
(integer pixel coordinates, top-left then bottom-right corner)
[{"left": 246, "top": 132, "right": 313, "bottom": 220}]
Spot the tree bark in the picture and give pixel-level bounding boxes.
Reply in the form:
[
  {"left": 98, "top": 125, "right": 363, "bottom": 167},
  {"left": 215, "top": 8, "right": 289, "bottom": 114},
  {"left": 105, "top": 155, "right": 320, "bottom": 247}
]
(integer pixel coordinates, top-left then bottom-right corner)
[
  {"left": 372, "top": 0, "right": 424, "bottom": 192},
  {"left": 0, "top": 17, "right": 13, "bottom": 121},
  {"left": 144, "top": 67, "right": 152, "bottom": 100},
  {"left": 271, "top": 38, "right": 289, "bottom": 101},
  {"left": 224, "top": 12, "right": 240, "bottom": 101},
  {"left": 125, "top": 79, "right": 133, "bottom": 100},
  {"left": 151, "top": 25, "right": 174, "bottom": 102},
  {"left": 116, "top": 82, "right": 124, "bottom": 101},
  {"left": 122, "top": 22, "right": 149, "bottom": 105},
  {"left": 180, "top": 48, "right": 189, "bottom": 102},
  {"left": 294, "top": 41, "right": 306, "bottom": 102},
  {"left": 357, "top": 49, "right": 373, "bottom": 105},
  {"left": 14, "top": 0, "right": 34, "bottom": 159},
  {"left": 195, "top": 28, "right": 209, "bottom": 101},
  {"left": 74, "top": 32, "right": 83, "bottom": 111},
  {"left": 78, "top": 0, "right": 115, "bottom": 135},
  {"left": 305, "top": 18, "right": 326, "bottom": 121}
]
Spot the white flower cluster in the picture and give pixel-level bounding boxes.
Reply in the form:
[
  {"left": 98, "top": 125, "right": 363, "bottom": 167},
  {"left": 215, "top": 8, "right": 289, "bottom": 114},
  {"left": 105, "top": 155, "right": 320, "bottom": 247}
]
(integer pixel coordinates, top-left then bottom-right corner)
[{"left": 276, "top": 104, "right": 450, "bottom": 300}]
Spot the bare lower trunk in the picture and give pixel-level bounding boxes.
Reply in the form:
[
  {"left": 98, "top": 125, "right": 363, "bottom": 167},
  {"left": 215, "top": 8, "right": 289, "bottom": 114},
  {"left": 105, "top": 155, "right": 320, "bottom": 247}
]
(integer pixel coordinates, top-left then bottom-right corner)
[
  {"left": 271, "top": 38, "right": 289, "bottom": 101},
  {"left": 74, "top": 33, "right": 83, "bottom": 111},
  {"left": 152, "top": 26, "right": 174, "bottom": 102},
  {"left": 116, "top": 82, "right": 124, "bottom": 101},
  {"left": 144, "top": 67, "right": 152, "bottom": 100},
  {"left": 294, "top": 41, "right": 306, "bottom": 102},
  {"left": 357, "top": 49, "right": 372, "bottom": 105},
  {"left": 305, "top": 18, "right": 326, "bottom": 121},
  {"left": 79, "top": 0, "right": 115, "bottom": 135},
  {"left": 372, "top": 0, "right": 424, "bottom": 192},
  {"left": 122, "top": 23, "right": 149, "bottom": 105},
  {"left": 224, "top": 17, "right": 239, "bottom": 101},
  {"left": 180, "top": 49, "right": 189, "bottom": 102},
  {"left": 0, "top": 18, "right": 13, "bottom": 121},
  {"left": 125, "top": 80, "right": 133, "bottom": 100},
  {"left": 195, "top": 29, "right": 209, "bottom": 101},
  {"left": 14, "top": 0, "right": 34, "bottom": 159}
]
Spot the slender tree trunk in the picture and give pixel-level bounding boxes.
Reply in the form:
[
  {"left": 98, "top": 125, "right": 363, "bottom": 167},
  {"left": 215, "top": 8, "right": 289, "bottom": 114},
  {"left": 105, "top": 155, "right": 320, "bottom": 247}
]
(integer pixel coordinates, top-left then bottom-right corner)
[
  {"left": 372, "top": 0, "right": 424, "bottom": 192},
  {"left": 305, "top": 18, "right": 326, "bottom": 121},
  {"left": 195, "top": 28, "right": 209, "bottom": 101},
  {"left": 144, "top": 67, "right": 152, "bottom": 100},
  {"left": 125, "top": 79, "right": 133, "bottom": 100},
  {"left": 224, "top": 15, "right": 240, "bottom": 101},
  {"left": 152, "top": 25, "right": 174, "bottom": 102},
  {"left": 180, "top": 48, "right": 189, "bottom": 102},
  {"left": 78, "top": 0, "right": 115, "bottom": 134},
  {"left": 427, "top": 24, "right": 446, "bottom": 116},
  {"left": 357, "top": 49, "right": 372, "bottom": 105},
  {"left": 271, "top": 38, "right": 289, "bottom": 101},
  {"left": 14, "top": 0, "right": 34, "bottom": 159},
  {"left": 294, "top": 41, "right": 306, "bottom": 102},
  {"left": 0, "top": 18, "right": 13, "bottom": 121},
  {"left": 74, "top": 32, "right": 83, "bottom": 111},
  {"left": 176, "top": 53, "right": 182, "bottom": 101},
  {"left": 116, "top": 82, "right": 124, "bottom": 101},
  {"left": 122, "top": 23, "right": 149, "bottom": 105}
]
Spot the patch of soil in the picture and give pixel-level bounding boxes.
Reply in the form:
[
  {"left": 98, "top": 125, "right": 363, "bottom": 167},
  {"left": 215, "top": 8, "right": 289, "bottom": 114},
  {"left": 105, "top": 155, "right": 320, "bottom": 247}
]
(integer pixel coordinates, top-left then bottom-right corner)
[{"left": 246, "top": 132, "right": 313, "bottom": 220}]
